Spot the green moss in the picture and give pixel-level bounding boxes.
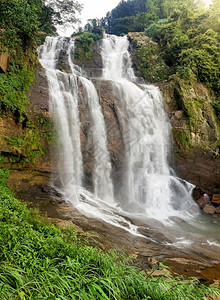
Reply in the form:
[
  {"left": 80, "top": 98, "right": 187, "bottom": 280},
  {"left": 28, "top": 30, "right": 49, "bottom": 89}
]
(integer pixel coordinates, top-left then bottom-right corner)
[
  {"left": 36, "top": 115, "right": 53, "bottom": 129},
  {"left": 173, "top": 128, "right": 192, "bottom": 150},
  {"left": 4, "top": 127, "right": 46, "bottom": 166},
  {"left": 6, "top": 136, "right": 27, "bottom": 147}
]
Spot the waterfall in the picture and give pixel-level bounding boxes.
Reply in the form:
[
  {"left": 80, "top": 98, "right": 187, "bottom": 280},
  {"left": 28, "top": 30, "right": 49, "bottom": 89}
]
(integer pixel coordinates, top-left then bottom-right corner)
[
  {"left": 38, "top": 34, "right": 199, "bottom": 231},
  {"left": 79, "top": 77, "right": 114, "bottom": 203},
  {"left": 38, "top": 37, "right": 83, "bottom": 204},
  {"left": 101, "top": 34, "right": 199, "bottom": 220},
  {"left": 39, "top": 36, "right": 114, "bottom": 204},
  {"left": 101, "top": 35, "right": 135, "bottom": 81}
]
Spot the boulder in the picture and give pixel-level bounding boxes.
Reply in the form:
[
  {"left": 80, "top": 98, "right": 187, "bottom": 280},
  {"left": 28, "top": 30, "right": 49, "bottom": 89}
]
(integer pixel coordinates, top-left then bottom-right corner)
[
  {"left": 203, "top": 204, "right": 216, "bottom": 215},
  {"left": 212, "top": 194, "right": 220, "bottom": 205},
  {"left": 197, "top": 194, "right": 210, "bottom": 208}
]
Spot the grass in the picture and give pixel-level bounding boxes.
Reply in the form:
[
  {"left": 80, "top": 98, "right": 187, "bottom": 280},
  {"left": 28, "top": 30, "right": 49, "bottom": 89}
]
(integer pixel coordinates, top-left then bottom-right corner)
[{"left": 0, "top": 168, "right": 219, "bottom": 299}]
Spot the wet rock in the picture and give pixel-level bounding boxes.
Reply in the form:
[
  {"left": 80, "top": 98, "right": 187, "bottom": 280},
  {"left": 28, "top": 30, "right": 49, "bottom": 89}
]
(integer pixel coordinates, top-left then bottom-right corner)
[
  {"left": 147, "top": 257, "right": 158, "bottom": 267},
  {"left": 49, "top": 196, "right": 65, "bottom": 205},
  {"left": 169, "top": 216, "right": 185, "bottom": 223},
  {"left": 197, "top": 194, "right": 210, "bottom": 208},
  {"left": 73, "top": 39, "right": 103, "bottom": 78},
  {"left": 161, "top": 76, "right": 220, "bottom": 194},
  {"left": 215, "top": 206, "right": 220, "bottom": 214},
  {"left": 201, "top": 264, "right": 220, "bottom": 281},
  {"left": 203, "top": 204, "right": 216, "bottom": 215},
  {"left": 41, "top": 185, "right": 62, "bottom": 198},
  {"left": 212, "top": 194, "right": 220, "bottom": 205}
]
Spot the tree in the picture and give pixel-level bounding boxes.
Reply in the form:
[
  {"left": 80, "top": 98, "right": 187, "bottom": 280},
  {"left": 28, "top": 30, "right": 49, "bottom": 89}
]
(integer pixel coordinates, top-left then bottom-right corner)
[
  {"left": 0, "top": 0, "right": 83, "bottom": 44},
  {"left": 44, "top": 0, "right": 82, "bottom": 28},
  {"left": 101, "top": 0, "right": 146, "bottom": 34}
]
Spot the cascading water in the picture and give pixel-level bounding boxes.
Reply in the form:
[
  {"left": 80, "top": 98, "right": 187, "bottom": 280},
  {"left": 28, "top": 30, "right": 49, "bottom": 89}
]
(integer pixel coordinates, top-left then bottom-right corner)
[
  {"left": 39, "top": 36, "right": 114, "bottom": 203},
  {"left": 38, "top": 37, "right": 83, "bottom": 204},
  {"left": 38, "top": 33, "right": 202, "bottom": 240},
  {"left": 38, "top": 36, "right": 143, "bottom": 236},
  {"left": 101, "top": 34, "right": 199, "bottom": 220},
  {"left": 79, "top": 77, "right": 114, "bottom": 203}
]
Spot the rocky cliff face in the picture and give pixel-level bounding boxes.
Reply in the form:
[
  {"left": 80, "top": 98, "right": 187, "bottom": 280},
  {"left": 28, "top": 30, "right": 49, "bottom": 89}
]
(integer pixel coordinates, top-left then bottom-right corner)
[
  {"left": 1, "top": 67, "right": 52, "bottom": 173},
  {"left": 162, "top": 77, "right": 220, "bottom": 191},
  {"left": 2, "top": 34, "right": 220, "bottom": 218},
  {"left": 2, "top": 35, "right": 220, "bottom": 281}
]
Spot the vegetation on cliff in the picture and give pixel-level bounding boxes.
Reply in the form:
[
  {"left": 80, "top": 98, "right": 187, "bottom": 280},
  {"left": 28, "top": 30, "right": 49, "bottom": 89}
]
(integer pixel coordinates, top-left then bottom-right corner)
[
  {"left": 100, "top": 0, "right": 219, "bottom": 118},
  {"left": 0, "top": 169, "right": 219, "bottom": 299},
  {"left": 0, "top": 0, "right": 82, "bottom": 119},
  {"left": 73, "top": 32, "right": 102, "bottom": 61},
  {"left": 0, "top": 0, "right": 81, "bottom": 167}
]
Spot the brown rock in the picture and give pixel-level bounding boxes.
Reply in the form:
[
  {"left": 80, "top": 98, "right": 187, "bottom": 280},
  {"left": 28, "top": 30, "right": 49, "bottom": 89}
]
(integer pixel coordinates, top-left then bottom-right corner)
[
  {"left": 201, "top": 264, "right": 220, "bottom": 281},
  {"left": 216, "top": 206, "right": 220, "bottom": 214},
  {"left": 197, "top": 194, "right": 209, "bottom": 208},
  {"left": 146, "top": 269, "right": 171, "bottom": 277},
  {"left": 169, "top": 216, "right": 185, "bottom": 223},
  {"left": 203, "top": 204, "right": 216, "bottom": 215},
  {"left": 212, "top": 194, "right": 220, "bottom": 205},
  {"left": 47, "top": 217, "right": 84, "bottom": 232}
]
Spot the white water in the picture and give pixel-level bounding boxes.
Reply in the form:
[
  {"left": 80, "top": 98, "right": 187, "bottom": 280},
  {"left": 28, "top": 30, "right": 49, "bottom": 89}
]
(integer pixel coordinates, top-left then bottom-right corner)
[
  {"left": 80, "top": 77, "right": 114, "bottom": 203},
  {"left": 39, "top": 37, "right": 114, "bottom": 204},
  {"left": 38, "top": 36, "right": 140, "bottom": 235},
  {"left": 38, "top": 34, "right": 201, "bottom": 239},
  {"left": 38, "top": 37, "right": 83, "bottom": 204},
  {"left": 101, "top": 34, "right": 199, "bottom": 220}
]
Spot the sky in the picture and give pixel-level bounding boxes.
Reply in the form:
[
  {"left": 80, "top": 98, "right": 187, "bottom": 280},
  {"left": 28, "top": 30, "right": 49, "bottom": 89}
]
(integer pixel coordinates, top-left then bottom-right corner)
[
  {"left": 58, "top": 0, "right": 121, "bottom": 36},
  {"left": 58, "top": 0, "right": 213, "bottom": 36}
]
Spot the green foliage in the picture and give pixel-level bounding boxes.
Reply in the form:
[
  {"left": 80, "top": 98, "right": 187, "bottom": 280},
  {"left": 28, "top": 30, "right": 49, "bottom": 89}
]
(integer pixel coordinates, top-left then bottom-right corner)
[
  {"left": 0, "top": 67, "right": 34, "bottom": 122},
  {"left": 4, "top": 128, "right": 45, "bottom": 165},
  {"left": 6, "top": 137, "right": 27, "bottom": 148},
  {"left": 0, "top": 0, "right": 82, "bottom": 47},
  {"left": 36, "top": 115, "right": 53, "bottom": 129},
  {"left": 213, "top": 97, "right": 220, "bottom": 119},
  {"left": 101, "top": 0, "right": 147, "bottom": 34},
  {"left": 144, "top": 0, "right": 220, "bottom": 98},
  {"left": 74, "top": 32, "right": 102, "bottom": 61},
  {"left": 0, "top": 173, "right": 219, "bottom": 299},
  {"left": 0, "top": 69, "right": 33, "bottom": 118},
  {"left": 136, "top": 39, "right": 171, "bottom": 81},
  {"left": 0, "top": 0, "right": 41, "bottom": 45}
]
